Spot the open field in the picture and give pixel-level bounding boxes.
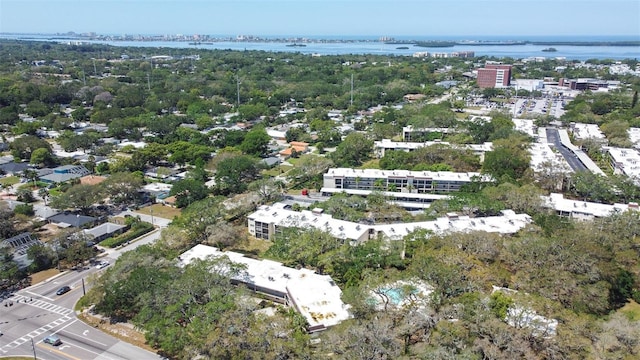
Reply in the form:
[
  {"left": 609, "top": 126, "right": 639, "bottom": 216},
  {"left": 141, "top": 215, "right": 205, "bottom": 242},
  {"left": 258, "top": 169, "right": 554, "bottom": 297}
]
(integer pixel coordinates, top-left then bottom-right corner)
[
  {"left": 0, "top": 175, "right": 19, "bottom": 187},
  {"left": 135, "top": 203, "right": 181, "bottom": 219}
]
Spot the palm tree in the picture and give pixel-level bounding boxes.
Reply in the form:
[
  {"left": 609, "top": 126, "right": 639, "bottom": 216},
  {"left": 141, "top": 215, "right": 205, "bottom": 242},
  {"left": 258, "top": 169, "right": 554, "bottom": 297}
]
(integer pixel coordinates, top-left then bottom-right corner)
[
  {"left": 22, "top": 169, "right": 38, "bottom": 188},
  {"left": 38, "top": 188, "right": 50, "bottom": 206}
]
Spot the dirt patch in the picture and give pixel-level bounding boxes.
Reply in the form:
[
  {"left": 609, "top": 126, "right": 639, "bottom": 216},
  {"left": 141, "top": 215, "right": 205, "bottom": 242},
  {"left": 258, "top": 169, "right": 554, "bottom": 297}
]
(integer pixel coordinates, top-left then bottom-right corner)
[
  {"left": 29, "top": 268, "right": 64, "bottom": 284},
  {"left": 78, "top": 312, "right": 156, "bottom": 353}
]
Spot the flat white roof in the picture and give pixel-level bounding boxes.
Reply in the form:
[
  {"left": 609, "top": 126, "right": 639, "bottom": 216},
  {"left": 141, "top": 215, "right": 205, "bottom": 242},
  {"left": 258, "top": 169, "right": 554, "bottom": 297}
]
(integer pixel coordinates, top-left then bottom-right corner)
[
  {"left": 542, "top": 193, "right": 637, "bottom": 218},
  {"left": 179, "top": 244, "right": 351, "bottom": 329},
  {"left": 571, "top": 123, "right": 606, "bottom": 140},
  {"left": 606, "top": 147, "right": 640, "bottom": 180},
  {"left": 250, "top": 202, "right": 368, "bottom": 241},
  {"left": 512, "top": 119, "right": 537, "bottom": 137},
  {"left": 325, "top": 168, "right": 487, "bottom": 183},
  {"left": 628, "top": 128, "right": 640, "bottom": 149},
  {"left": 249, "top": 202, "right": 532, "bottom": 242},
  {"left": 374, "top": 139, "right": 492, "bottom": 153},
  {"left": 373, "top": 210, "right": 532, "bottom": 241},
  {"left": 529, "top": 142, "right": 572, "bottom": 173}
]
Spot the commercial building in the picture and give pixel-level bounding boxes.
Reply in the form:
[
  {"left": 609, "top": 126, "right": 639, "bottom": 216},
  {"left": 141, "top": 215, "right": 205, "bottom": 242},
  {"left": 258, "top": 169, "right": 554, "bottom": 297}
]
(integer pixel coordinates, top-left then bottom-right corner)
[
  {"left": 179, "top": 244, "right": 351, "bottom": 332},
  {"left": 477, "top": 64, "right": 512, "bottom": 88}
]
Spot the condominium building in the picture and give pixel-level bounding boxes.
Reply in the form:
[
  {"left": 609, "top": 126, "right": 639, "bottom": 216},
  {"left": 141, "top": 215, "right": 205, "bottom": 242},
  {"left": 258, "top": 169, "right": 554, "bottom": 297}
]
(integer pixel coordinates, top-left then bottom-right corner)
[
  {"left": 541, "top": 193, "right": 638, "bottom": 220},
  {"left": 606, "top": 146, "right": 640, "bottom": 183},
  {"left": 320, "top": 168, "right": 490, "bottom": 209},
  {"left": 477, "top": 64, "right": 512, "bottom": 88},
  {"left": 374, "top": 138, "right": 492, "bottom": 159},
  {"left": 247, "top": 202, "right": 532, "bottom": 243},
  {"left": 179, "top": 244, "right": 351, "bottom": 332}
]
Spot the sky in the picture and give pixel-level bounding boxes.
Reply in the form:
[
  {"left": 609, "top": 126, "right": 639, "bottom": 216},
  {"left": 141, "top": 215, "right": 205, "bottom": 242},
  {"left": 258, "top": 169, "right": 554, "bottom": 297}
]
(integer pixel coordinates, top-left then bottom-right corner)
[{"left": 1, "top": 0, "right": 639, "bottom": 38}]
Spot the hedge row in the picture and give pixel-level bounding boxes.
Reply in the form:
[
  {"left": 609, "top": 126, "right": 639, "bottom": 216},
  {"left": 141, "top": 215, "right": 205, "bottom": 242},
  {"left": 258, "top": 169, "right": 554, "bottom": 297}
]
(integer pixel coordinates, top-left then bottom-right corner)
[{"left": 100, "top": 222, "right": 155, "bottom": 248}]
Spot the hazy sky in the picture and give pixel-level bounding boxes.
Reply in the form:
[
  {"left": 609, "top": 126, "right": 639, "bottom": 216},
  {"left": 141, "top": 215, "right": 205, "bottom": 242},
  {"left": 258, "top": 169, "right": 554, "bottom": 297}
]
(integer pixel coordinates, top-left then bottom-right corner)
[{"left": 1, "top": 0, "right": 639, "bottom": 37}]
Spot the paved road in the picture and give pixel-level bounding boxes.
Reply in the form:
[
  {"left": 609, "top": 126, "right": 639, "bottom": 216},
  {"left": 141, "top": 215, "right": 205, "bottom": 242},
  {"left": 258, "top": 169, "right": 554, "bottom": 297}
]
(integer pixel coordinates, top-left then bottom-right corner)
[
  {"left": 1, "top": 257, "right": 163, "bottom": 360},
  {"left": 545, "top": 128, "right": 587, "bottom": 172},
  {"left": 0, "top": 205, "right": 172, "bottom": 358}
]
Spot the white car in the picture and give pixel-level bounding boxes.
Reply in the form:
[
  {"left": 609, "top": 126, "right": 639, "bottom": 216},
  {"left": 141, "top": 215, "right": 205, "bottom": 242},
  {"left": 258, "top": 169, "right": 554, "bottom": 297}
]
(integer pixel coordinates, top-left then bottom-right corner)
[{"left": 96, "top": 261, "right": 110, "bottom": 269}]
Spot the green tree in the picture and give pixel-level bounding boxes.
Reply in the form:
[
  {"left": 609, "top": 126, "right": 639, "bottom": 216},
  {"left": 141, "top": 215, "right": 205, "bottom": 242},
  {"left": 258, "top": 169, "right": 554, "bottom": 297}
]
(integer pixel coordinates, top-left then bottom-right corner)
[
  {"left": 239, "top": 126, "right": 271, "bottom": 157},
  {"left": 170, "top": 178, "right": 209, "bottom": 208},
  {"left": 213, "top": 155, "right": 260, "bottom": 195},
  {"left": 29, "top": 147, "right": 55, "bottom": 167},
  {"left": 330, "top": 132, "right": 374, "bottom": 167},
  {"left": 482, "top": 135, "right": 531, "bottom": 183}
]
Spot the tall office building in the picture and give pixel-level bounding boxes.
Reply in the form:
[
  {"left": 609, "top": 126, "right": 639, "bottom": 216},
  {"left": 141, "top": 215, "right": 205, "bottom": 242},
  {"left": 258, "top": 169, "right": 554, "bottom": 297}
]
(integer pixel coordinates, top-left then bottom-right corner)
[{"left": 477, "top": 64, "right": 512, "bottom": 88}]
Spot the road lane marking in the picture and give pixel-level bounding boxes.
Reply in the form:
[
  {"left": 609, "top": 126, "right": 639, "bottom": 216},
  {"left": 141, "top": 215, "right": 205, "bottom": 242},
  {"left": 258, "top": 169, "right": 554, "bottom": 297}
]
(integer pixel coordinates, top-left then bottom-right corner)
[
  {"left": 25, "top": 290, "right": 55, "bottom": 301},
  {"left": 36, "top": 342, "right": 83, "bottom": 360}
]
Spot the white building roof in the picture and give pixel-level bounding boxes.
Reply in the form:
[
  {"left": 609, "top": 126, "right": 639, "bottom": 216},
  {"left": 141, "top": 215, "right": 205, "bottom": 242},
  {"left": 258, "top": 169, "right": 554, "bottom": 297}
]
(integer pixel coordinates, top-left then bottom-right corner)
[
  {"left": 570, "top": 123, "right": 606, "bottom": 141},
  {"left": 512, "top": 119, "right": 536, "bottom": 137},
  {"left": 628, "top": 128, "right": 640, "bottom": 149},
  {"left": 606, "top": 146, "right": 640, "bottom": 181},
  {"left": 529, "top": 142, "right": 572, "bottom": 173},
  {"left": 541, "top": 193, "right": 638, "bottom": 218},
  {"left": 179, "top": 244, "right": 351, "bottom": 329},
  {"left": 143, "top": 182, "right": 173, "bottom": 192},
  {"left": 249, "top": 203, "right": 368, "bottom": 241},
  {"left": 326, "top": 168, "right": 486, "bottom": 183},
  {"left": 374, "top": 139, "right": 492, "bottom": 156},
  {"left": 116, "top": 141, "right": 147, "bottom": 149},
  {"left": 249, "top": 202, "right": 532, "bottom": 242},
  {"left": 373, "top": 210, "right": 532, "bottom": 241}
]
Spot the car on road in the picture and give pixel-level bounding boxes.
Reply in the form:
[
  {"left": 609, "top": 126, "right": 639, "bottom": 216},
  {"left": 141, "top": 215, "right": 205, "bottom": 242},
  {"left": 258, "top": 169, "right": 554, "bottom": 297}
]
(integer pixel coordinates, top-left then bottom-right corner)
[
  {"left": 96, "top": 261, "right": 110, "bottom": 269},
  {"left": 43, "top": 334, "right": 62, "bottom": 346},
  {"left": 56, "top": 286, "right": 71, "bottom": 295}
]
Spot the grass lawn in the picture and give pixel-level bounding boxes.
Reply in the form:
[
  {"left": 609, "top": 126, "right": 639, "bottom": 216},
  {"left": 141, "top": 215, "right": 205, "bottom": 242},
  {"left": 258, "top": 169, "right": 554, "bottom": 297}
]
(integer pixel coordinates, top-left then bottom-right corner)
[
  {"left": 231, "top": 235, "right": 272, "bottom": 256},
  {"left": 135, "top": 203, "right": 181, "bottom": 219},
  {"left": 262, "top": 164, "right": 293, "bottom": 177},
  {"left": 29, "top": 268, "right": 63, "bottom": 285},
  {"left": 0, "top": 175, "right": 19, "bottom": 187},
  {"left": 359, "top": 159, "right": 380, "bottom": 169},
  {"left": 619, "top": 300, "right": 640, "bottom": 321}
]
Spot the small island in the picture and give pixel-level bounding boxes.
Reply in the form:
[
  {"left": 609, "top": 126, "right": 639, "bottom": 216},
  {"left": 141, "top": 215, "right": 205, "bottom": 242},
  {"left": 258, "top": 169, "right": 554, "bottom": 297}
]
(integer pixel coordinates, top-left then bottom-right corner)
[
  {"left": 542, "top": 47, "right": 557, "bottom": 52},
  {"left": 286, "top": 43, "right": 306, "bottom": 47},
  {"left": 396, "top": 46, "right": 409, "bottom": 50}
]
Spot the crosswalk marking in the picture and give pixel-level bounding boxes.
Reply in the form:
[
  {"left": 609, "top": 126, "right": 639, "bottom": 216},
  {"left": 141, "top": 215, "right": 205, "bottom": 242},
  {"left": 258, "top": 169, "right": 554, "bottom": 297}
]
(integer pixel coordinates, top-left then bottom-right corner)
[
  {"left": 0, "top": 315, "right": 72, "bottom": 353},
  {"left": 11, "top": 295, "right": 73, "bottom": 316}
]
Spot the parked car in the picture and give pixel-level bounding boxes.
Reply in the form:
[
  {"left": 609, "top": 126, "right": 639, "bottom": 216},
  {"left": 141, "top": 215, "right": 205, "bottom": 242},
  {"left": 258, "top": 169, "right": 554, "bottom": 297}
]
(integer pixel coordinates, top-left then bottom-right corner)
[
  {"left": 56, "top": 286, "right": 71, "bottom": 295},
  {"left": 43, "top": 334, "right": 62, "bottom": 346},
  {"left": 96, "top": 261, "right": 110, "bottom": 270}
]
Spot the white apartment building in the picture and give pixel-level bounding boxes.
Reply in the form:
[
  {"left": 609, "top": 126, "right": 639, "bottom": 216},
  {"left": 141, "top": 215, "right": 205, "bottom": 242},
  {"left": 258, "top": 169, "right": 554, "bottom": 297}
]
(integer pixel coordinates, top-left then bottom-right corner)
[
  {"left": 541, "top": 193, "right": 638, "bottom": 220},
  {"left": 606, "top": 146, "right": 640, "bottom": 183},
  {"left": 179, "top": 244, "right": 351, "bottom": 332},
  {"left": 320, "top": 168, "right": 489, "bottom": 209},
  {"left": 373, "top": 138, "right": 492, "bottom": 159},
  {"left": 247, "top": 202, "right": 532, "bottom": 244},
  {"left": 569, "top": 123, "right": 607, "bottom": 142}
]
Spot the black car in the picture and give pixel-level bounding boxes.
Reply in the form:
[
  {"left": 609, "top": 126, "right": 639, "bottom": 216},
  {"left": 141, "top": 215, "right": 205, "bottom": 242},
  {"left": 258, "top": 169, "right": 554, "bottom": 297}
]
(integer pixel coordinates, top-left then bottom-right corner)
[{"left": 56, "top": 286, "right": 71, "bottom": 295}]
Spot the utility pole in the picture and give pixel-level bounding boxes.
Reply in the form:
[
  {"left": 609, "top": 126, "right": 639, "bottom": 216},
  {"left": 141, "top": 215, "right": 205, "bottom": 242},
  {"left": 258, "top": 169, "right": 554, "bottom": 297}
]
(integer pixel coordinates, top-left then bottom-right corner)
[
  {"left": 236, "top": 75, "right": 241, "bottom": 108},
  {"left": 92, "top": 58, "right": 97, "bottom": 76},
  {"left": 81, "top": 70, "right": 86, "bottom": 86},
  {"left": 350, "top": 74, "right": 354, "bottom": 107},
  {"left": 147, "top": 73, "right": 151, "bottom": 91},
  {"left": 31, "top": 338, "right": 37, "bottom": 359}
]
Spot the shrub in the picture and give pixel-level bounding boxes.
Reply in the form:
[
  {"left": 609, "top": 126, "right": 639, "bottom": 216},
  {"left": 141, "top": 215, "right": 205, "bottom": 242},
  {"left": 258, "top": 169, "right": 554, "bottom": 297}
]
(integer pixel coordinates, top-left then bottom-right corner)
[{"left": 100, "top": 222, "right": 154, "bottom": 248}]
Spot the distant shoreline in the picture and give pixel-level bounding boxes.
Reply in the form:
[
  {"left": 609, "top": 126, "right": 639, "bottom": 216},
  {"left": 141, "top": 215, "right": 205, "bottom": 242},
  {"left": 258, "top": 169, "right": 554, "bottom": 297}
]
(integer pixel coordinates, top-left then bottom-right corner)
[{"left": 1, "top": 33, "right": 639, "bottom": 47}]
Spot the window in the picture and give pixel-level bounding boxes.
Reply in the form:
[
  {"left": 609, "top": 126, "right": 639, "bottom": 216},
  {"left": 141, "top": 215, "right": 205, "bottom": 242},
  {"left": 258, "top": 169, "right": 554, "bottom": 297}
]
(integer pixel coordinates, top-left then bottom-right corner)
[{"left": 254, "top": 221, "right": 270, "bottom": 240}]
